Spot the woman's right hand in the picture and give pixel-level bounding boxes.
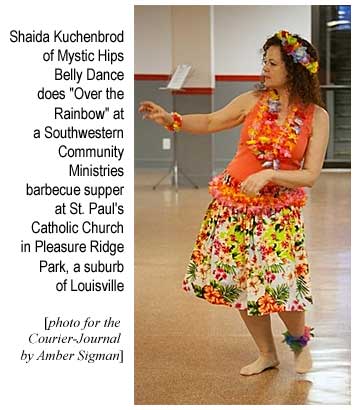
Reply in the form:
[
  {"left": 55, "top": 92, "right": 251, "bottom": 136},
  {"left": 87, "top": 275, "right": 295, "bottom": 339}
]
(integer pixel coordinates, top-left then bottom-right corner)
[{"left": 138, "top": 101, "right": 173, "bottom": 127}]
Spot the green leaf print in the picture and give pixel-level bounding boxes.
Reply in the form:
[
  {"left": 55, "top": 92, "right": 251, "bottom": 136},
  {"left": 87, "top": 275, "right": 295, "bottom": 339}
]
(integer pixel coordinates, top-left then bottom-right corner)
[
  {"left": 247, "top": 301, "right": 260, "bottom": 315},
  {"left": 269, "top": 263, "right": 285, "bottom": 274},
  {"left": 219, "top": 284, "right": 242, "bottom": 303},
  {"left": 266, "top": 285, "right": 275, "bottom": 297},
  {"left": 296, "top": 276, "right": 310, "bottom": 299},
  {"left": 249, "top": 228, "right": 255, "bottom": 240},
  {"left": 266, "top": 284, "right": 289, "bottom": 305},
  {"left": 210, "top": 279, "right": 220, "bottom": 289},
  {"left": 186, "top": 261, "right": 197, "bottom": 282},
  {"left": 217, "top": 262, "right": 237, "bottom": 276},
  {"left": 191, "top": 283, "right": 204, "bottom": 298}
]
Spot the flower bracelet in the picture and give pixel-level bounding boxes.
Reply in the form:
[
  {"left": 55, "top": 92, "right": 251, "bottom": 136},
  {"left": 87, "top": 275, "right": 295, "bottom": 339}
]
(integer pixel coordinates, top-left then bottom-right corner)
[
  {"left": 165, "top": 112, "right": 182, "bottom": 133},
  {"left": 282, "top": 325, "right": 315, "bottom": 352}
]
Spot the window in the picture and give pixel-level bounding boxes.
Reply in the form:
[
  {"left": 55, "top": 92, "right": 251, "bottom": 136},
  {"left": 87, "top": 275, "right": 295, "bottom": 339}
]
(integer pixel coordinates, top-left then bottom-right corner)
[{"left": 312, "top": 5, "right": 351, "bottom": 167}]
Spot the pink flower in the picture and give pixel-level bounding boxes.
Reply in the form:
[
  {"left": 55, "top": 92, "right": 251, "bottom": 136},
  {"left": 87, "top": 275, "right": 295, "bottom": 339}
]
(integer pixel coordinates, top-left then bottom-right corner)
[
  {"left": 290, "top": 300, "right": 304, "bottom": 311},
  {"left": 215, "top": 268, "right": 226, "bottom": 280},
  {"left": 304, "top": 326, "right": 311, "bottom": 337},
  {"left": 265, "top": 271, "right": 276, "bottom": 283}
]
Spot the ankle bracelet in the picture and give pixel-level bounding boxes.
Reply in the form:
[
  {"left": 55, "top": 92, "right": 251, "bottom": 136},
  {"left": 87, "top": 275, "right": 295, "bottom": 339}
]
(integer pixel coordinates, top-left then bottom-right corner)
[{"left": 282, "top": 326, "right": 314, "bottom": 352}]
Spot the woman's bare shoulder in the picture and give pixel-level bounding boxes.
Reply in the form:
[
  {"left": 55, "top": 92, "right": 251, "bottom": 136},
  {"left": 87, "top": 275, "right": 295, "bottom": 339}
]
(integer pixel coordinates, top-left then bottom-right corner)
[
  {"left": 239, "top": 89, "right": 263, "bottom": 102},
  {"left": 234, "top": 89, "right": 264, "bottom": 114},
  {"left": 312, "top": 105, "right": 329, "bottom": 129},
  {"left": 313, "top": 104, "right": 329, "bottom": 120},
  {"left": 308, "top": 105, "right": 329, "bottom": 143}
]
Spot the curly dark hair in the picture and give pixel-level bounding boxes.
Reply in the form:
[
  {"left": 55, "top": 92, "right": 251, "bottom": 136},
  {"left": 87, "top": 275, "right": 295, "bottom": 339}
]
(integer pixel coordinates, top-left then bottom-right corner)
[{"left": 262, "top": 33, "right": 325, "bottom": 108}]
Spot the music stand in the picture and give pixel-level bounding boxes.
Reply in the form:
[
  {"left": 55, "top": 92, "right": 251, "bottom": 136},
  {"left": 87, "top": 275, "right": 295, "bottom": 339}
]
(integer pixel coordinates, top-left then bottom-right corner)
[{"left": 153, "top": 64, "right": 199, "bottom": 191}]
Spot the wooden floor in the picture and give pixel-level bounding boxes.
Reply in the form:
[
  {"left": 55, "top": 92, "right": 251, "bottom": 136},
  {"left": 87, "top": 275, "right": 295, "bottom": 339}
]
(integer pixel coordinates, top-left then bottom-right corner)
[{"left": 135, "top": 169, "right": 350, "bottom": 405}]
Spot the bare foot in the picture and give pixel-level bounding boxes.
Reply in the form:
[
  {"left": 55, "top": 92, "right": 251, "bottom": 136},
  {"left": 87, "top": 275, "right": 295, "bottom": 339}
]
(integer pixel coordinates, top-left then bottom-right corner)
[
  {"left": 240, "top": 353, "right": 280, "bottom": 376},
  {"left": 294, "top": 345, "right": 312, "bottom": 373}
]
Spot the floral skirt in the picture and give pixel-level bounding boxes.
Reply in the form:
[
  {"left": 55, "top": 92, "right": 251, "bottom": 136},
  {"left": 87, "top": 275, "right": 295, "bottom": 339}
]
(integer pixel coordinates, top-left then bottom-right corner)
[{"left": 182, "top": 173, "right": 313, "bottom": 316}]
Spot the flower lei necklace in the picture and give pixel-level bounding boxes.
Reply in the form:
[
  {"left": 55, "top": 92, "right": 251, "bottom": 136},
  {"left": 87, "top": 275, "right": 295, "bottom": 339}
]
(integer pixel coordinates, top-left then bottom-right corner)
[{"left": 246, "top": 89, "right": 306, "bottom": 170}]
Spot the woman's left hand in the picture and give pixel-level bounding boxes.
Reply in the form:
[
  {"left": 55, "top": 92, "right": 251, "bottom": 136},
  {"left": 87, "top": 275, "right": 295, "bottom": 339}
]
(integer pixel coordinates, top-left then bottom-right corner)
[{"left": 240, "top": 169, "right": 274, "bottom": 196}]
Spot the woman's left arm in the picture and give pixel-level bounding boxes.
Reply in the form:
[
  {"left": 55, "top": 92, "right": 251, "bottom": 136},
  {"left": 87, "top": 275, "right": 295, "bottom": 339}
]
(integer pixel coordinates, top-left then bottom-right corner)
[{"left": 240, "top": 106, "right": 329, "bottom": 196}]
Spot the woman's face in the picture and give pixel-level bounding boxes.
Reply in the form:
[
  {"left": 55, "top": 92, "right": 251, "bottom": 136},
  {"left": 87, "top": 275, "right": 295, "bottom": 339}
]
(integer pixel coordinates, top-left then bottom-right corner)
[{"left": 262, "top": 45, "right": 288, "bottom": 89}]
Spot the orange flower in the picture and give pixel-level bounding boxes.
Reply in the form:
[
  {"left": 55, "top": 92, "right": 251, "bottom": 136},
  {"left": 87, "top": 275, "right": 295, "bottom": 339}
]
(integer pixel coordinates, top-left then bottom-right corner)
[
  {"left": 191, "top": 250, "right": 202, "bottom": 264},
  {"left": 258, "top": 293, "right": 285, "bottom": 314},
  {"left": 295, "top": 264, "right": 307, "bottom": 277},
  {"left": 238, "top": 273, "right": 247, "bottom": 290},
  {"left": 203, "top": 285, "right": 230, "bottom": 306}
]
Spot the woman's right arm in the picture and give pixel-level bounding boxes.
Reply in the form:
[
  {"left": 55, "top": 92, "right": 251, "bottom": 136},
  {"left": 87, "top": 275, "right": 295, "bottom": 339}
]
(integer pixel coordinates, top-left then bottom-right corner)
[{"left": 138, "top": 90, "right": 259, "bottom": 135}]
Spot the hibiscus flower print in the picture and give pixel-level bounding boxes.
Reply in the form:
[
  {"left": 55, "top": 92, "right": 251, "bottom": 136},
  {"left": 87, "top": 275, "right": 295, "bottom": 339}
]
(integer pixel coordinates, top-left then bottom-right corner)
[
  {"left": 184, "top": 198, "right": 312, "bottom": 316},
  {"left": 203, "top": 285, "right": 230, "bottom": 306},
  {"left": 248, "top": 276, "right": 262, "bottom": 295},
  {"left": 257, "top": 293, "right": 286, "bottom": 314},
  {"left": 266, "top": 253, "right": 280, "bottom": 265},
  {"left": 289, "top": 299, "right": 305, "bottom": 311},
  {"left": 265, "top": 270, "right": 276, "bottom": 283},
  {"left": 283, "top": 270, "right": 295, "bottom": 283},
  {"left": 198, "top": 263, "right": 210, "bottom": 280},
  {"left": 218, "top": 251, "right": 235, "bottom": 266},
  {"left": 295, "top": 263, "right": 308, "bottom": 277},
  {"left": 214, "top": 268, "right": 227, "bottom": 281}
]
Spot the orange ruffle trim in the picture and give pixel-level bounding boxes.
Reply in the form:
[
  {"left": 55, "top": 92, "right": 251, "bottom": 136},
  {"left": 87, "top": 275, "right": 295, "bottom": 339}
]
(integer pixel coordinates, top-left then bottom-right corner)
[{"left": 208, "top": 171, "right": 307, "bottom": 216}]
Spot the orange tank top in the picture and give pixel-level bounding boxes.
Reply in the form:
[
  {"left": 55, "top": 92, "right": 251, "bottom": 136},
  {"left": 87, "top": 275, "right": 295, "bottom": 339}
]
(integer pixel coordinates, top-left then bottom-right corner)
[{"left": 226, "top": 91, "right": 315, "bottom": 182}]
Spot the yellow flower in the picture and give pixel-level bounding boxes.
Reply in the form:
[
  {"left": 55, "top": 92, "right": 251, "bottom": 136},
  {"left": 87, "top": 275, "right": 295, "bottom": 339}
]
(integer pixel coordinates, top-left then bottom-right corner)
[
  {"left": 288, "top": 134, "right": 297, "bottom": 142},
  {"left": 269, "top": 90, "right": 279, "bottom": 100},
  {"left": 287, "top": 35, "right": 297, "bottom": 45},
  {"left": 258, "top": 136, "right": 270, "bottom": 144},
  {"left": 306, "top": 61, "right": 319, "bottom": 74}
]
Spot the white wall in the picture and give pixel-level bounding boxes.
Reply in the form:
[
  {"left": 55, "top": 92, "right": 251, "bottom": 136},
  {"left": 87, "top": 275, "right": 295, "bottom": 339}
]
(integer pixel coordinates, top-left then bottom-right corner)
[
  {"left": 172, "top": 6, "right": 214, "bottom": 88},
  {"left": 214, "top": 5, "right": 311, "bottom": 74},
  {"left": 134, "top": 6, "right": 172, "bottom": 74},
  {"left": 135, "top": 5, "right": 312, "bottom": 75}
]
